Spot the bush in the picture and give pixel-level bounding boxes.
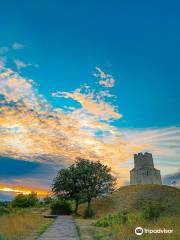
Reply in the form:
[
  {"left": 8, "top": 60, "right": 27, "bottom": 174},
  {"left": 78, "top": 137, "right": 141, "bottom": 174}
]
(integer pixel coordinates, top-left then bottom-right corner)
[
  {"left": 11, "top": 192, "right": 39, "bottom": 208},
  {"left": 43, "top": 196, "right": 53, "bottom": 205},
  {"left": 83, "top": 207, "right": 95, "bottom": 218},
  {"left": 51, "top": 200, "right": 72, "bottom": 215},
  {"left": 142, "top": 202, "right": 164, "bottom": 221},
  {"left": 95, "top": 212, "right": 128, "bottom": 227},
  {"left": 0, "top": 206, "right": 10, "bottom": 215}
]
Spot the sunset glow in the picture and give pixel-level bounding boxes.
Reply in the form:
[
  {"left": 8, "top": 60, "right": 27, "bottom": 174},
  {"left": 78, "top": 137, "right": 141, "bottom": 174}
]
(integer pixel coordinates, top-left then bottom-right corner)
[{"left": 0, "top": 185, "right": 48, "bottom": 197}]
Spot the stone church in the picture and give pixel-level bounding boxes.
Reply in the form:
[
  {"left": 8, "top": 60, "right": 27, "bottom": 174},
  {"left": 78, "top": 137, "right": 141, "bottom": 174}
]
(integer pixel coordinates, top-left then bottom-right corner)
[{"left": 130, "top": 152, "right": 162, "bottom": 185}]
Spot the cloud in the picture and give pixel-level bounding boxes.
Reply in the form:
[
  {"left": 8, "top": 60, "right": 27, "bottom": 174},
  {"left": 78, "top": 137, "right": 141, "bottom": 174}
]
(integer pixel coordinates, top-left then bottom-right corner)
[
  {"left": 0, "top": 47, "right": 9, "bottom": 67},
  {"left": 0, "top": 56, "right": 7, "bottom": 67},
  {"left": 12, "top": 42, "right": 25, "bottom": 50},
  {"left": 0, "top": 66, "right": 135, "bottom": 178},
  {"left": 14, "top": 59, "right": 38, "bottom": 71},
  {"left": 53, "top": 86, "right": 122, "bottom": 121},
  {"left": 0, "top": 184, "right": 48, "bottom": 196},
  {"left": 14, "top": 59, "right": 29, "bottom": 71},
  {"left": 0, "top": 66, "right": 179, "bottom": 186},
  {"left": 162, "top": 171, "right": 180, "bottom": 188},
  {"left": 121, "top": 127, "right": 180, "bottom": 163},
  {"left": 94, "top": 67, "right": 115, "bottom": 87}
]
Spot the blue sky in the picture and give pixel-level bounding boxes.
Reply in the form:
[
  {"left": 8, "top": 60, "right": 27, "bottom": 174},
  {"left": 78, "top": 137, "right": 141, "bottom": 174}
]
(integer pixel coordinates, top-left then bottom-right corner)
[{"left": 0, "top": 0, "right": 179, "bottom": 199}]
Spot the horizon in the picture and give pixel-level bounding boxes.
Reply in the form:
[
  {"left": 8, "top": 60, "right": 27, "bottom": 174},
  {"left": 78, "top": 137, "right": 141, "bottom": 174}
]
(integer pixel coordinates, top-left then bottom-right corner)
[{"left": 0, "top": 0, "right": 180, "bottom": 200}]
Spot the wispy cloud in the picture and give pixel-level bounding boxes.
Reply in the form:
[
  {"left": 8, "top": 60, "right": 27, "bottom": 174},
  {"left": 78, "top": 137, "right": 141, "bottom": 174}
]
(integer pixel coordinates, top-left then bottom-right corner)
[
  {"left": 0, "top": 56, "right": 7, "bottom": 67},
  {"left": 12, "top": 42, "right": 25, "bottom": 50},
  {"left": 52, "top": 85, "right": 121, "bottom": 121},
  {"left": 14, "top": 59, "right": 38, "bottom": 71},
  {"left": 120, "top": 127, "right": 180, "bottom": 175},
  {"left": 0, "top": 42, "right": 38, "bottom": 72},
  {"left": 162, "top": 171, "right": 180, "bottom": 188},
  {"left": 94, "top": 67, "right": 115, "bottom": 87},
  {"left": 14, "top": 59, "right": 29, "bottom": 71}
]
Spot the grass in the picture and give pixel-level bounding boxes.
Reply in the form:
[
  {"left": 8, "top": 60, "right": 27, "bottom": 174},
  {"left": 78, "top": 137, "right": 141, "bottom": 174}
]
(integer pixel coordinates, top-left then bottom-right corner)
[
  {"left": 0, "top": 208, "right": 54, "bottom": 240},
  {"left": 76, "top": 185, "right": 180, "bottom": 240},
  {"left": 110, "top": 214, "right": 180, "bottom": 240},
  {"left": 76, "top": 212, "right": 180, "bottom": 240},
  {"left": 78, "top": 185, "right": 180, "bottom": 217},
  {"left": 76, "top": 218, "right": 111, "bottom": 240},
  {"left": 36, "top": 221, "right": 53, "bottom": 238}
]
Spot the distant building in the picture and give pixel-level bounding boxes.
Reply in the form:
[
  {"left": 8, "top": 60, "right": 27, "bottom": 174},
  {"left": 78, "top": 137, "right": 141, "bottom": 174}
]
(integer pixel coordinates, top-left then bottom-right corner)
[{"left": 130, "top": 152, "right": 162, "bottom": 185}]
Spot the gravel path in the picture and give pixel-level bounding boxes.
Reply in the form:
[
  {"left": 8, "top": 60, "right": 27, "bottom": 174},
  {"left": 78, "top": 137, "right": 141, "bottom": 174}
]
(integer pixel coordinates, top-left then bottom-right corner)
[{"left": 38, "top": 216, "right": 80, "bottom": 240}]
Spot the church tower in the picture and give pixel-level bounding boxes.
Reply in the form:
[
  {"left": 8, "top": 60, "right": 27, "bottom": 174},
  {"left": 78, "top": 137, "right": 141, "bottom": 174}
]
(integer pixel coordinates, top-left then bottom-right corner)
[{"left": 130, "top": 152, "right": 162, "bottom": 185}]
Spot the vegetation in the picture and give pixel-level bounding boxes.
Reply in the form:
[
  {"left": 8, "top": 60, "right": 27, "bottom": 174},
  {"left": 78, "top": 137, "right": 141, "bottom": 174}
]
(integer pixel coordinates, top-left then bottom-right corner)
[
  {"left": 11, "top": 192, "right": 38, "bottom": 208},
  {"left": 43, "top": 195, "right": 53, "bottom": 205},
  {"left": 78, "top": 184, "right": 180, "bottom": 217},
  {"left": 95, "top": 212, "right": 128, "bottom": 227},
  {"left": 52, "top": 163, "right": 83, "bottom": 214},
  {"left": 0, "top": 206, "right": 10, "bottom": 215},
  {"left": 36, "top": 221, "right": 54, "bottom": 237},
  {"left": 50, "top": 200, "right": 72, "bottom": 215},
  {"left": 142, "top": 201, "right": 164, "bottom": 221},
  {"left": 0, "top": 170, "right": 179, "bottom": 239},
  {"left": 0, "top": 193, "right": 55, "bottom": 239},
  {"left": 0, "top": 208, "right": 52, "bottom": 240},
  {"left": 52, "top": 158, "right": 116, "bottom": 216},
  {"left": 76, "top": 184, "right": 180, "bottom": 240},
  {"left": 83, "top": 207, "right": 95, "bottom": 219}
]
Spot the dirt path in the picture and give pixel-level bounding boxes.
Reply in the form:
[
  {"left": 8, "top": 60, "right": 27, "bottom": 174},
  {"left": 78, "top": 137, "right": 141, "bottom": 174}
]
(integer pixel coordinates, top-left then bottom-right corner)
[{"left": 38, "top": 215, "right": 80, "bottom": 240}]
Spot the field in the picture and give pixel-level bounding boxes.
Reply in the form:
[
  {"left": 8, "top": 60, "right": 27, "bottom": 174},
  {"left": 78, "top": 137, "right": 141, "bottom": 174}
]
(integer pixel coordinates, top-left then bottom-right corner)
[
  {"left": 0, "top": 208, "right": 53, "bottom": 240},
  {"left": 0, "top": 185, "right": 179, "bottom": 240},
  {"left": 76, "top": 185, "right": 180, "bottom": 240}
]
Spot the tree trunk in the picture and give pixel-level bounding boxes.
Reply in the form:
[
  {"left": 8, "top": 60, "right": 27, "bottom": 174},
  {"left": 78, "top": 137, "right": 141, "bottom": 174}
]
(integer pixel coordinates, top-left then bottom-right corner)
[
  {"left": 87, "top": 200, "right": 91, "bottom": 216},
  {"left": 74, "top": 199, "right": 79, "bottom": 215}
]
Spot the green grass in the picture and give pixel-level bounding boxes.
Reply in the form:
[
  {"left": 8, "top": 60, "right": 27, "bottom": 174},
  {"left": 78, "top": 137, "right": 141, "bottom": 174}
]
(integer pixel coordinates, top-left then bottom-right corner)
[
  {"left": 36, "top": 221, "right": 54, "bottom": 238},
  {"left": 76, "top": 185, "right": 180, "bottom": 240},
  {"left": 94, "top": 212, "right": 127, "bottom": 227}
]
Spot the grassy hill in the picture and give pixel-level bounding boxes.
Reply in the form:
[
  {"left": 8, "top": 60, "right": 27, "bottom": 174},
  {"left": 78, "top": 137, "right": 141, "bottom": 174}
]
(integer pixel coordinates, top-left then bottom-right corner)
[
  {"left": 77, "top": 185, "right": 180, "bottom": 240},
  {"left": 79, "top": 184, "right": 180, "bottom": 217}
]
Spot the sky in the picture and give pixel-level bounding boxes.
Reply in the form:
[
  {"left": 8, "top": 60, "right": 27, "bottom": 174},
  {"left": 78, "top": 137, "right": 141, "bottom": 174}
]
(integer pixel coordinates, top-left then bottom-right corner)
[{"left": 0, "top": 0, "right": 180, "bottom": 200}]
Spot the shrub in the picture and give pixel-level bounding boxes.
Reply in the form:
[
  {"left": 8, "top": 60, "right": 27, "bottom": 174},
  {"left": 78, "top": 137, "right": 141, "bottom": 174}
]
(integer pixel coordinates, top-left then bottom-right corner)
[
  {"left": 51, "top": 200, "right": 72, "bottom": 215},
  {"left": 43, "top": 196, "right": 53, "bottom": 205},
  {"left": 95, "top": 212, "right": 128, "bottom": 227},
  {"left": 0, "top": 206, "right": 10, "bottom": 215},
  {"left": 27, "top": 192, "right": 39, "bottom": 206},
  {"left": 83, "top": 207, "right": 95, "bottom": 218},
  {"left": 11, "top": 192, "right": 39, "bottom": 208},
  {"left": 142, "top": 202, "right": 164, "bottom": 221}
]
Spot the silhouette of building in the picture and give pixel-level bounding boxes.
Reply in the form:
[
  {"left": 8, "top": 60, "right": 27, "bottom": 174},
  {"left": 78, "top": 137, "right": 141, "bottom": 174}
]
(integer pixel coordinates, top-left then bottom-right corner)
[{"left": 130, "top": 152, "right": 162, "bottom": 185}]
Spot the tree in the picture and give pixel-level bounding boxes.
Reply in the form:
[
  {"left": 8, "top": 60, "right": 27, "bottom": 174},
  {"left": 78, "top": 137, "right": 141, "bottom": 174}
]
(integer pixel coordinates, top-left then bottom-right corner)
[
  {"left": 27, "top": 192, "right": 39, "bottom": 206},
  {"left": 75, "top": 158, "right": 116, "bottom": 216},
  {"left": 52, "top": 166, "right": 83, "bottom": 214},
  {"left": 11, "top": 192, "right": 38, "bottom": 208},
  {"left": 52, "top": 158, "right": 116, "bottom": 216},
  {"left": 43, "top": 195, "right": 53, "bottom": 205}
]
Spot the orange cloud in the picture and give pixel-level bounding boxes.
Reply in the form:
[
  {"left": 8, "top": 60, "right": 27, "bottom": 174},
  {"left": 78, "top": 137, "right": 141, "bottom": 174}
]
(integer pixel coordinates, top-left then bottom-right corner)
[
  {"left": 0, "top": 184, "right": 48, "bottom": 197},
  {"left": 53, "top": 87, "right": 122, "bottom": 121}
]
